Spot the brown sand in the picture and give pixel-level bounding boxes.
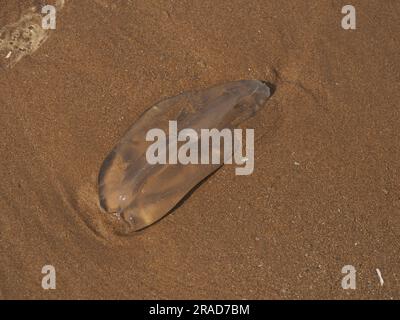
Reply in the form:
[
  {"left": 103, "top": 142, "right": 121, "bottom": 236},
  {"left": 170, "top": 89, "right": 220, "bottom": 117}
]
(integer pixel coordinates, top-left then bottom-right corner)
[{"left": 0, "top": 0, "right": 399, "bottom": 299}]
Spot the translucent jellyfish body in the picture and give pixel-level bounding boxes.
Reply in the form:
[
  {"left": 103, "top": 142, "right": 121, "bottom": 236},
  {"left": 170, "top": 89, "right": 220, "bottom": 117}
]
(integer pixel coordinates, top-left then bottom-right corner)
[{"left": 98, "top": 80, "right": 273, "bottom": 232}]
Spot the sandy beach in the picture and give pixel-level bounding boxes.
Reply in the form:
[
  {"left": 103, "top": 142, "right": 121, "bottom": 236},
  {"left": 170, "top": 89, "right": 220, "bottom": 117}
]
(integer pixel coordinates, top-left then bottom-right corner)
[{"left": 0, "top": 0, "right": 399, "bottom": 299}]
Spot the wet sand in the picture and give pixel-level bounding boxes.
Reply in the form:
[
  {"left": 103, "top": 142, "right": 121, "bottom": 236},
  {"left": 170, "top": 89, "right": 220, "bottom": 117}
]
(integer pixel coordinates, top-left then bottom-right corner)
[{"left": 0, "top": 0, "right": 399, "bottom": 299}]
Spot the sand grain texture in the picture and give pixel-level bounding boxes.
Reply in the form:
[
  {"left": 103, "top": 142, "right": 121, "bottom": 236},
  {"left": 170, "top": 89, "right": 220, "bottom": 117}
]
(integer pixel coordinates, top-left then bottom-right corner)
[{"left": 0, "top": 0, "right": 399, "bottom": 299}]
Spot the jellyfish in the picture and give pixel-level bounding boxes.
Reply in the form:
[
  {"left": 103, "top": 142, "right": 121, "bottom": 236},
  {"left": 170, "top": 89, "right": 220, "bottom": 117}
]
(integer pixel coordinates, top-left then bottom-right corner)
[{"left": 98, "top": 80, "right": 273, "bottom": 232}]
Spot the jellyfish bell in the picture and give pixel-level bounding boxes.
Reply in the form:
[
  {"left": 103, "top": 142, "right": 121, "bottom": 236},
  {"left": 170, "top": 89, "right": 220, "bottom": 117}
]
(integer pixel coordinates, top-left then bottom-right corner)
[{"left": 98, "top": 80, "right": 274, "bottom": 233}]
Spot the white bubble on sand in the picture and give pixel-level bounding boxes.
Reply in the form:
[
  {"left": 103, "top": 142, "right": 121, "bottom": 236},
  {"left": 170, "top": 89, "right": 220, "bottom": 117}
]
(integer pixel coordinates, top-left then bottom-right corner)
[{"left": 0, "top": 1, "right": 65, "bottom": 70}]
